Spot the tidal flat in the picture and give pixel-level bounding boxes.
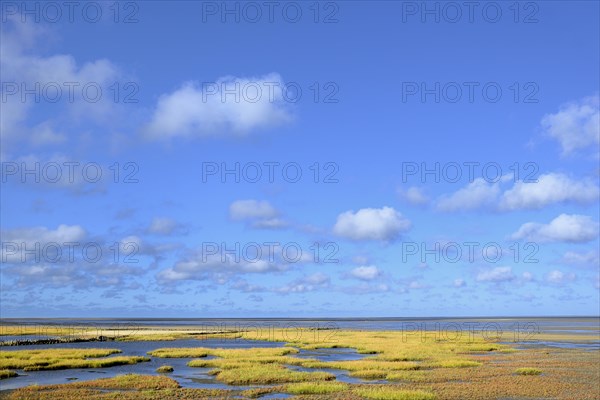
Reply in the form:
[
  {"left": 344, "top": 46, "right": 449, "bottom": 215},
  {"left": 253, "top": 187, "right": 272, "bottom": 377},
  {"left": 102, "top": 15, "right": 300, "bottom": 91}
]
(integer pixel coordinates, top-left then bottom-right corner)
[{"left": 0, "top": 319, "right": 598, "bottom": 399}]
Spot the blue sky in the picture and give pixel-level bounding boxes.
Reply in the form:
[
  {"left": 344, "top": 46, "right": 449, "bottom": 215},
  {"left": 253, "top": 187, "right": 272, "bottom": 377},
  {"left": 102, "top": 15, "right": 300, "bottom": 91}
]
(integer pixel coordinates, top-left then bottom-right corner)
[{"left": 1, "top": 1, "right": 599, "bottom": 318}]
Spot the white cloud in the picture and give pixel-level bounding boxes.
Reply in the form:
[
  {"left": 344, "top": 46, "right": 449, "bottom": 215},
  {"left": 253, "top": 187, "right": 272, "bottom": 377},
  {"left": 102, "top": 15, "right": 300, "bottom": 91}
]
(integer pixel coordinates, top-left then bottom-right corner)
[
  {"left": 333, "top": 206, "right": 411, "bottom": 241},
  {"left": 1, "top": 19, "right": 123, "bottom": 150},
  {"left": 500, "top": 173, "right": 599, "bottom": 210},
  {"left": 1, "top": 225, "right": 87, "bottom": 262},
  {"left": 304, "top": 272, "right": 330, "bottom": 285},
  {"left": 229, "top": 200, "right": 287, "bottom": 230},
  {"left": 453, "top": 278, "right": 466, "bottom": 287},
  {"left": 476, "top": 266, "right": 515, "bottom": 282},
  {"left": 275, "top": 272, "right": 330, "bottom": 294},
  {"left": 434, "top": 173, "right": 598, "bottom": 212},
  {"left": 144, "top": 73, "right": 293, "bottom": 139},
  {"left": 147, "top": 217, "right": 181, "bottom": 235},
  {"left": 559, "top": 250, "right": 599, "bottom": 266},
  {"left": 540, "top": 95, "right": 600, "bottom": 156},
  {"left": 436, "top": 178, "right": 501, "bottom": 212},
  {"left": 349, "top": 265, "right": 381, "bottom": 281},
  {"left": 398, "top": 186, "right": 429, "bottom": 205},
  {"left": 510, "top": 214, "right": 599, "bottom": 243},
  {"left": 522, "top": 272, "right": 534, "bottom": 282},
  {"left": 546, "top": 270, "right": 576, "bottom": 284},
  {"left": 230, "top": 200, "right": 278, "bottom": 220}
]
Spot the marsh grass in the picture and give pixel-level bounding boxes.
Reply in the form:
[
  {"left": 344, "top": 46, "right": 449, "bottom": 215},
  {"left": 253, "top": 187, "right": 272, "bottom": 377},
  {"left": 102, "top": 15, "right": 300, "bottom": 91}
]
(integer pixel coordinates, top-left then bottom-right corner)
[
  {"left": 212, "top": 364, "right": 335, "bottom": 385},
  {"left": 286, "top": 381, "right": 348, "bottom": 394},
  {"left": 515, "top": 367, "right": 542, "bottom": 375},
  {"left": 0, "top": 348, "right": 149, "bottom": 371},
  {"left": 156, "top": 365, "right": 174, "bottom": 373},
  {"left": 0, "top": 369, "right": 17, "bottom": 379},
  {"left": 7, "top": 327, "right": 599, "bottom": 399},
  {"left": 355, "top": 386, "right": 437, "bottom": 400},
  {"left": 350, "top": 369, "right": 388, "bottom": 379},
  {"left": 2, "top": 374, "right": 235, "bottom": 399},
  {"left": 432, "top": 360, "right": 481, "bottom": 368},
  {"left": 385, "top": 370, "right": 427, "bottom": 382}
]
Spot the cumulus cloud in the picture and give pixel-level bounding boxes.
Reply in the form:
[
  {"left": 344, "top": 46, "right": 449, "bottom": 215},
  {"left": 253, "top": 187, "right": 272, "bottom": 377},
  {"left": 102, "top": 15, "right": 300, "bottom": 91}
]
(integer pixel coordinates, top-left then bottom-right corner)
[
  {"left": 1, "top": 224, "right": 86, "bottom": 262},
  {"left": 333, "top": 206, "right": 411, "bottom": 241},
  {"left": 398, "top": 186, "right": 429, "bottom": 206},
  {"left": 559, "top": 250, "right": 599, "bottom": 267},
  {"left": 146, "top": 217, "right": 185, "bottom": 235},
  {"left": 540, "top": 95, "right": 600, "bottom": 156},
  {"left": 156, "top": 242, "right": 306, "bottom": 284},
  {"left": 476, "top": 266, "right": 515, "bottom": 282},
  {"left": 144, "top": 73, "right": 293, "bottom": 139},
  {"left": 522, "top": 272, "right": 534, "bottom": 282},
  {"left": 276, "top": 273, "right": 330, "bottom": 294},
  {"left": 230, "top": 200, "right": 278, "bottom": 220},
  {"left": 1, "top": 18, "right": 125, "bottom": 151},
  {"left": 546, "top": 270, "right": 576, "bottom": 285},
  {"left": 500, "top": 173, "right": 599, "bottom": 210},
  {"left": 510, "top": 214, "right": 599, "bottom": 243},
  {"left": 349, "top": 265, "right": 381, "bottom": 281},
  {"left": 435, "top": 173, "right": 598, "bottom": 212},
  {"left": 229, "top": 199, "right": 287, "bottom": 229},
  {"left": 436, "top": 178, "right": 502, "bottom": 212}
]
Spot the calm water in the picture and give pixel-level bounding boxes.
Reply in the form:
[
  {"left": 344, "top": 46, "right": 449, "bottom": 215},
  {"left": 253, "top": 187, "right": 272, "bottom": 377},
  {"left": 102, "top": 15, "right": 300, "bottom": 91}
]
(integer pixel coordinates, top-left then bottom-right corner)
[
  {"left": 0, "top": 338, "right": 365, "bottom": 391},
  {"left": 2, "top": 317, "right": 599, "bottom": 335}
]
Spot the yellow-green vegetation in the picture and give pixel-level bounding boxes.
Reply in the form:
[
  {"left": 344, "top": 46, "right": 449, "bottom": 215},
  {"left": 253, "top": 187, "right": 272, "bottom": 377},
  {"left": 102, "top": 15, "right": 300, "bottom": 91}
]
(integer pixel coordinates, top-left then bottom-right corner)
[
  {"left": 212, "top": 363, "right": 335, "bottom": 385},
  {"left": 385, "top": 370, "right": 427, "bottom": 382},
  {"left": 350, "top": 369, "right": 388, "bottom": 379},
  {"left": 1, "top": 374, "right": 234, "bottom": 400},
  {"left": 355, "top": 386, "right": 437, "bottom": 400},
  {"left": 0, "top": 369, "right": 18, "bottom": 379},
  {"left": 433, "top": 359, "right": 481, "bottom": 368},
  {"left": 515, "top": 367, "right": 542, "bottom": 375},
  {"left": 286, "top": 381, "right": 348, "bottom": 394},
  {"left": 156, "top": 365, "right": 174, "bottom": 373},
  {"left": 0, "top": 348, "right": 149, "bottom": 371}
]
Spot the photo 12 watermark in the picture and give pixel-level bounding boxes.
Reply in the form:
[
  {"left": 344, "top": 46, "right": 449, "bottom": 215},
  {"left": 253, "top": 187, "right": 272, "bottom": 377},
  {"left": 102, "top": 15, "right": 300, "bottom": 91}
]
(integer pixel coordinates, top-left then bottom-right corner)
[
  {"left": 200, "top": 1, "right": 340, "bottom": 23},
  {"left": 1, "top": 161, "right": 140, "bottom": 185},
  {"left": 1, "top": 1, "right": 140, "bottom": 23},
  {"left": 200, "top": 241, "right": 340, "bottom": 264},
  {"left": 400, "top": 241, "right": 539, "bottom": 264},
  {"left": 201, "top": 161, "right": 339, "bottom": 183},
  {"left": 400, "top": 1, "right": 540, "bottom": 24},
  {"left": 401, "top": 161, "right": 539, "bottom": 184},
  {"left": 401, "top": 321, "right": 540, "bottom": 343},
  {"left": 198, "top": 80, "right": 339, "bottom": 104},
  {"left": 1, "top": 81, "right": 139, "bottom": 104},
  {"left": 1, "top": 240, "right": 140, "bottom": 264},
  {"left": 401, "top": 81, "right": 539, "bottom": 103}
]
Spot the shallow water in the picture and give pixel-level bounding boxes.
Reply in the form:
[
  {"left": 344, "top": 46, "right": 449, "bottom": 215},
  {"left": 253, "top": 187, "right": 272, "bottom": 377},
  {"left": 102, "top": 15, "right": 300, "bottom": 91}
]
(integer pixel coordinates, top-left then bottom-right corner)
[{"left": 0, "top": 339, "right": 368, "bottom": 391}]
